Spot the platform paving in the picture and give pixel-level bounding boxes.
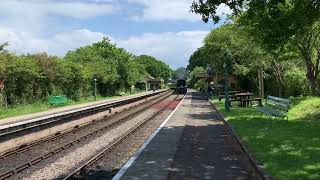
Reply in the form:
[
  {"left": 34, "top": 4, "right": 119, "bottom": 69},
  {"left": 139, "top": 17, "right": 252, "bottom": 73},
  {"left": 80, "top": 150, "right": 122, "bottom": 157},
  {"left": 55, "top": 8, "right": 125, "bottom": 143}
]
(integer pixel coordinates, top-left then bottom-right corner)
[
  {"left": 119, "top": 90, "right": 255, "bottom": 180},
  {"left": 0, "top": 90, "right": 165, "bottom": 127}
]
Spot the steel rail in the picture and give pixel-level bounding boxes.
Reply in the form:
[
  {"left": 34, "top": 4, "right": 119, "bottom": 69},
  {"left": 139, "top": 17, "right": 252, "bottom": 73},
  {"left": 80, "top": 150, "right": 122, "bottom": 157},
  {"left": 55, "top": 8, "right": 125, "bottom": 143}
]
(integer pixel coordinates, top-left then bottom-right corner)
[
  {"left": 0, "top": 91, "right": 170, "bottom": 161},
  {"left": 63, "top": 95, "right": 181, "bottom": 180},
  {"left": 0, "top": 92, "right": 172, "bottom": 180},
  {"left": 0, "top": 90, "right": 168, "bottom": 142}
]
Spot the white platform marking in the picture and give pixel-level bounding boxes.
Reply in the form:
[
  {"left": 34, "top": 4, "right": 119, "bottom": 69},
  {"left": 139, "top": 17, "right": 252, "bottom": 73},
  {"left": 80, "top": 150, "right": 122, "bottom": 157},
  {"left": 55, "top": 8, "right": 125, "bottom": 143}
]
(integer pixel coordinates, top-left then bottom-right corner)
[{"left": 112, "top": 92, "right": 187, "bottom": 180}]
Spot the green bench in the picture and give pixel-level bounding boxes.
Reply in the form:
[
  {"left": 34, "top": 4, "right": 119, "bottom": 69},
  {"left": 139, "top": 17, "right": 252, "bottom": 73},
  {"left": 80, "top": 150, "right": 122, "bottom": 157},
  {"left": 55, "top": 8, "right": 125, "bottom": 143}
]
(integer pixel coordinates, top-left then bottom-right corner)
[
  {"left": 256, "top": 95, "right": 291, "bottom": 120},
  {"left": 48, "top": 96, "right": 69, "bottom": 106}
]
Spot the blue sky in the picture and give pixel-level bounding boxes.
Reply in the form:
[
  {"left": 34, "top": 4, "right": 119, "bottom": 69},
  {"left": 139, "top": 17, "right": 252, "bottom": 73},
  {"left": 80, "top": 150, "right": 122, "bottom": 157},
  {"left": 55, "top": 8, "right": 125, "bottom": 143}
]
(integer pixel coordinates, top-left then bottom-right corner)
[{"left": 0, "top": 0, "right": 230, "bottom": 68}]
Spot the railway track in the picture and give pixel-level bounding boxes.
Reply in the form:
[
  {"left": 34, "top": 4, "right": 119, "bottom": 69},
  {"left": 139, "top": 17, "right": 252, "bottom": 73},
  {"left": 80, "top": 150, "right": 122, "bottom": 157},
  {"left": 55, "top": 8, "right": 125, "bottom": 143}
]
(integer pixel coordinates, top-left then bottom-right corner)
[
  {"left": 0, "top": 90, "right": 168, "bottom": 142},
  {"left": 63, "top": 94, "right": 183, "bottom": 180},
  {"left": 0, "top": 91, "right": 172, "bottom": 180}
]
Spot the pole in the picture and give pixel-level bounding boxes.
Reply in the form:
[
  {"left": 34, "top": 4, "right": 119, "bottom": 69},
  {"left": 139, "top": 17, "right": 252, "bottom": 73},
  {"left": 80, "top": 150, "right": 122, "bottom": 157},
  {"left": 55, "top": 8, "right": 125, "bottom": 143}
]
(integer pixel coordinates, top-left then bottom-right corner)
[
  {"left": 258, "top": 69, "right": 262, "bottom": 98},
  {"left": 224, "top": 54, "right": 230, "bottom": 112},
  {"left": 261, "top": 70, "right": 264, "bottom": 99},
  {"left": 94, "top": 78, "right": 97, "bottom": 101}
]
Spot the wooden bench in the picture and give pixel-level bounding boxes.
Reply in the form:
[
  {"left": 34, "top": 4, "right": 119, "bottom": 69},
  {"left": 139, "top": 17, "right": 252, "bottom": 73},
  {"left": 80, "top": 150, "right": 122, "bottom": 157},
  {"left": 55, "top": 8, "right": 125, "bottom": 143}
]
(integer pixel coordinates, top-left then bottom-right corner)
[
  {"left": 48, "top": 96, "right": 69, "bottom": 106},
  {"left": 256, "top": 96, "right": 290, "bottom": 120}
]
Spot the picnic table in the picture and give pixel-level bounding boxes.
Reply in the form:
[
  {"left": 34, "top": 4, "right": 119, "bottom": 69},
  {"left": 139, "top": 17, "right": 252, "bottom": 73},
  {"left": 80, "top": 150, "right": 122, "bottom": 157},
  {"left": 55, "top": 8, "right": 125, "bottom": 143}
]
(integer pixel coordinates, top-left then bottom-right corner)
[
  {"left": 218, "top": 90, "right": 241, "bottom": 101},
  {"left": 235, "top": 92, "right": 253, "bottom": 107}
]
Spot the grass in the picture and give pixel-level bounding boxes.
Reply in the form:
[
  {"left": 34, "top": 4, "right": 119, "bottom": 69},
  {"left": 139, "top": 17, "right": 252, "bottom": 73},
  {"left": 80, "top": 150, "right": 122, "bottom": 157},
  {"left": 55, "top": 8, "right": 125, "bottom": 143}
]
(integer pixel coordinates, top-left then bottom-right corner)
[
  {"left": 0, "top": 90, "right": 145, "bottom": 120},
  {"left": 213, "top": 97, "right": 320, "bottom": 180}
]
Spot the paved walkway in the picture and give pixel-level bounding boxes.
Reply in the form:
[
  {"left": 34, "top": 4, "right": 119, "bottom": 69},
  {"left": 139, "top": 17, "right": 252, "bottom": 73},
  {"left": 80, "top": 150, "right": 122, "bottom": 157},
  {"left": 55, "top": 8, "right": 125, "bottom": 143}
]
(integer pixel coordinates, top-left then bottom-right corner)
[
  {"left": 119, "top": 90, "right": 255, "bottom": 179},
  {"left": 0, "top": 90, "right": 165, "bottom": 127}
]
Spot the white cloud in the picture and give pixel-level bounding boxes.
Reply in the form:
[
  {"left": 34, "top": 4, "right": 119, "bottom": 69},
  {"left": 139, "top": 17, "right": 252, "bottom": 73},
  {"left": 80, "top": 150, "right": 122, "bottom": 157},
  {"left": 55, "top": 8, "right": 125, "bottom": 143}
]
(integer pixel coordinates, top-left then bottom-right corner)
[
  {"left": 49, "top": 29, "right": 105, "bottom": 55},
  {"left": 0, "top": 0, "right": 119, "bottom": 35},
  {"left": 0, "top": 27, "right": 208, "bottom": 68},
  {"left": 0, "top": 0, "right": 214, "bottom": 68},
  {"left": 0, "top": 28, "right": 105, "bottom": 55},
  {"left": 128, "top": 0, "right": 231, "bottom": 22},
  {"left": 117, "top": 31, "right": 209, "bottom": 68},
  {"left": 0, "top": 0, "right": 118, "bottom": 19},
  {"left": 128, "top": 0, "right": 199, "bottom": 21},
  {"left": 0, "top": 27, "right": 48, "bottom": 54}
]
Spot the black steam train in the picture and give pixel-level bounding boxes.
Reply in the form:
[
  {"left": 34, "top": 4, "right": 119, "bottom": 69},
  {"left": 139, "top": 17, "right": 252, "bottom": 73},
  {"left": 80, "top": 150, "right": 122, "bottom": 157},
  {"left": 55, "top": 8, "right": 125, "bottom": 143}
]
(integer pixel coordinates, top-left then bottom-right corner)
[{"left": 175, "top": 79, "right": 187, "bottom": 94}]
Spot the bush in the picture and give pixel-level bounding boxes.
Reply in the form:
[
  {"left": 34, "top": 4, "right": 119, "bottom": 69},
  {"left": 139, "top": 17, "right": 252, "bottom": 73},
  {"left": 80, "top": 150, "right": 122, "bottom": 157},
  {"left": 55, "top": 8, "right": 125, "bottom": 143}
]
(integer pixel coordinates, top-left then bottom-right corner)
[{"left": 284, "top": 67, "right": 308, "bottom": 97}]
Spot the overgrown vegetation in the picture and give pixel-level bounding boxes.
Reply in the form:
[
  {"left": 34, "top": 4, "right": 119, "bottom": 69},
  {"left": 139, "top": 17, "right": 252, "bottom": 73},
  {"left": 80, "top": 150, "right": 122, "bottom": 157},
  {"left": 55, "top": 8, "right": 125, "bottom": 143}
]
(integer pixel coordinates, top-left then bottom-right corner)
[
  {"left": 214, "top": 97, "right": 320, "bottom": 179},
  {"left": 189, "top": 0, "right": 320, "bottom": 97},
  {"left": 0, "top": 38, "right": 172, "bottom": 108}
]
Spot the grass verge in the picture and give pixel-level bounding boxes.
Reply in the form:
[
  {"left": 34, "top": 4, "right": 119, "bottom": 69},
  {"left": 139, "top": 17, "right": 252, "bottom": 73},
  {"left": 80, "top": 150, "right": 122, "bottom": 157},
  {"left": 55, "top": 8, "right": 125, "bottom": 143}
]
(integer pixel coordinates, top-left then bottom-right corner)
[
  {"left": 213, "top": 97, "right": 320, "bottom": 180},
  {"left": 0, "top": 90, "right": 146, "bottom": 120}
]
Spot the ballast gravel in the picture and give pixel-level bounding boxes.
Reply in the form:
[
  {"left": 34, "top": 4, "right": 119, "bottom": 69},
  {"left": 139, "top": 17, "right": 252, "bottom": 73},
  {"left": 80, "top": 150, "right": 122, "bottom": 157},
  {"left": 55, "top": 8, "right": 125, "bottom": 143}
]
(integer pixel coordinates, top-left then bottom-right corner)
[
  {"left": 0, "top": 94, "right": 163, "bottom": 175},
  {"left": 75, "top": 95, "right": 182, "bottom": 179},
  {"left": 13, "top": 96, "right": 172, "bottom": 180}
]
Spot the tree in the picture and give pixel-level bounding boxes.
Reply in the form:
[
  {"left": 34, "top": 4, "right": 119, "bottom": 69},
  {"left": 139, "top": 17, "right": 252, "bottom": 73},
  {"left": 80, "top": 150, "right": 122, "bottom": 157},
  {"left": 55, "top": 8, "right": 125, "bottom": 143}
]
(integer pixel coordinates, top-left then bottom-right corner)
[
  {"left": 189, "top": 66, "right": 206, "bottom": 88},
  {"left": 187, "top": 47, "right": 211, "bottom": 71},
  {"left": 0, "top": 42, "right": 8, "bottom": 53},
  {"left": 135, "top": 55, "right": 172, "bottom": 81},
  {"left": 191, "top": 0, "right": 320, "bottom": 94}
]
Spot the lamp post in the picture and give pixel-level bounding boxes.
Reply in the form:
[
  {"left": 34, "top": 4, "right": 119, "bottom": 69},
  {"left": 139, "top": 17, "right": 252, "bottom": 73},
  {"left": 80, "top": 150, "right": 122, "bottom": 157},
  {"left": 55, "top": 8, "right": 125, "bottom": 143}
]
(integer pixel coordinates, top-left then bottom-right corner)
[
  {"left": 223, "top": 54, "right": 230, "bottom": 112},
  {"left": 206, "top": 64, "right": 212, "bottom": 98}
]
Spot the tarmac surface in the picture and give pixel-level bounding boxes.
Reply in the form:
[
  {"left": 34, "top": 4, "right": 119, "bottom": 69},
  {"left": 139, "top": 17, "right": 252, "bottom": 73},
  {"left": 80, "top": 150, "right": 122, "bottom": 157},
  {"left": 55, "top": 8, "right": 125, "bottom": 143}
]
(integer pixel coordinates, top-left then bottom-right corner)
[{"left": 118, "top": 90, "right": 255, "bottom": 180}]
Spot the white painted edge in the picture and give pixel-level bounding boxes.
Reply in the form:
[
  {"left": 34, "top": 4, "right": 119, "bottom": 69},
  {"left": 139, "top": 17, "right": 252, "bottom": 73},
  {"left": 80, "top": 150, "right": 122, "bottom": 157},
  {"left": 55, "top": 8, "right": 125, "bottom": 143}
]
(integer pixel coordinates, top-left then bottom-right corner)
[{"left": 112, "top": 91, "right": 187, "bottom": 180}]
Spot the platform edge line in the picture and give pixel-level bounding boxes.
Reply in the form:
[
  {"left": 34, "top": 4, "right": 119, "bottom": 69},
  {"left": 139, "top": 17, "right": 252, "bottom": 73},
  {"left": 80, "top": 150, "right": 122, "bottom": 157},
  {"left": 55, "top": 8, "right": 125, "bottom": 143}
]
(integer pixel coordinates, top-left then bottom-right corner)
[{"left": 112, "top": 92, "right": 187, "bottom": 180}]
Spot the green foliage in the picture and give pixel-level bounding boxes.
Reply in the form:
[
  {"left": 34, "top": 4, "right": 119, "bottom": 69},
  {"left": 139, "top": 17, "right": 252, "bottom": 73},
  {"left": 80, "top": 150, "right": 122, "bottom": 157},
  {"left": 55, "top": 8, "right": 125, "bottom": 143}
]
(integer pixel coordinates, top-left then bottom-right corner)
[
  {"left": 189, "top": 66, "right": 206, "bottom": 88},
  {"left": 187, "top": 47, "right": 211, "bottom": 71},
  {"left": 191, "top": 0, "right": 246, "bottom": 23},
  {"left": 195, "top": 79, "right": 206, "bottom": 91},
  {"left": 0, "top": 53, "right": 44, "bottom": 104},
  {"left": 284, "top": 67, "right": 309, "bottom": 97},
  {"left": 0, "top": 37, "right": 169, "bottom": 107},
  {"left": 135, "top": 55, "right": 172, "bottom": 81},
  {"left": 0, "top": 42, "right": 8, "bottom": 53},
  {"left": 190, "top": 0, "right": 320, "bottom": 95}
]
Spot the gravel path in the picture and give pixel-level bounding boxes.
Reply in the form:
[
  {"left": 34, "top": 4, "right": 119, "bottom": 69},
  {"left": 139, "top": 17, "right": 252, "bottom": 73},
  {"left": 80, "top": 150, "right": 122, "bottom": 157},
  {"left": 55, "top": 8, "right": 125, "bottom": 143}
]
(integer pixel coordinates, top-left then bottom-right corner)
[{"left": 11, "top": 94, "right": 174, "bottom": 180}]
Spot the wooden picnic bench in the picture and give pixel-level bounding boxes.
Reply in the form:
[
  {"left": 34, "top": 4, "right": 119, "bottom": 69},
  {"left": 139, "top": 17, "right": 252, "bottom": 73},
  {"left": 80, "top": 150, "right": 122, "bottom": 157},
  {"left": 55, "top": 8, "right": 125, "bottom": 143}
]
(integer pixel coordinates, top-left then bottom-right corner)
[
  {"left": 48, "top": 96, "right": 69, "bottom": 106},
  {"left": 220, "top": 92, "right": 262, "bottom": 107},
  {"left": 219, "top": 94, "right": 237, "bottom": 101},
  {"left": 256, "top": 95, "right": 290, "bottom": 120}
]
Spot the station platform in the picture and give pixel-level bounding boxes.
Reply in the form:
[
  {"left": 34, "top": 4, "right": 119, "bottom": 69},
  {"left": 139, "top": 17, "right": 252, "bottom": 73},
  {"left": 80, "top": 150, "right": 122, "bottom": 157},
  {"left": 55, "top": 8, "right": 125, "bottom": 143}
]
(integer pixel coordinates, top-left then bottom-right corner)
[
  {"left": 115, "top": 90, "right": 257, "bottom": 180},
  {"left": 0, "top": 90, "right": 166, "bottom": 127}
]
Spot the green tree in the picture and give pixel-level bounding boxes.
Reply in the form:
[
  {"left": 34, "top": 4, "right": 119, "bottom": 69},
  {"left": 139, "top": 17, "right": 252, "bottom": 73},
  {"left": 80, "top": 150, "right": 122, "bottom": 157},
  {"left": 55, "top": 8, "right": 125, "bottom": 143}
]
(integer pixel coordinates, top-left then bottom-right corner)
[
  {"left": 135, "top": 55, "right": 172, "bottom": 81},
  {"left": 187, "top": 47, "right": 211, "bottom": 71},
  {"left": 189, "top": 66, "right": 206, "bottom": 88},
  {"left": 0, "top": 42, "right": 8, "bottom": 53},
  {"left": 191, "top": 0, "right": 320, "bottom": 94}
]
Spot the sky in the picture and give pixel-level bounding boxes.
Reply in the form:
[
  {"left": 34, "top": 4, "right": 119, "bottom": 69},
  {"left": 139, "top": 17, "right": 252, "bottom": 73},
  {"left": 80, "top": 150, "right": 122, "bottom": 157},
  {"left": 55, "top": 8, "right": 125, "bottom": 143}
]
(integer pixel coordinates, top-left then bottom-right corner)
[{"left": 0, "top": 0, "right": 230, "bottom": 68}]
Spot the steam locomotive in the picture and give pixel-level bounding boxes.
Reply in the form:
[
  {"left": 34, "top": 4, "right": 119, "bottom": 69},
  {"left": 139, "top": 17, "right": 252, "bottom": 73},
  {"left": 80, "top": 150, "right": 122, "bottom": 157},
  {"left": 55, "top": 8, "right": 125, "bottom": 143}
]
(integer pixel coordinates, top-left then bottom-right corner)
[{"left": 176, "top": 79, "right": 187, "bottom": 94}]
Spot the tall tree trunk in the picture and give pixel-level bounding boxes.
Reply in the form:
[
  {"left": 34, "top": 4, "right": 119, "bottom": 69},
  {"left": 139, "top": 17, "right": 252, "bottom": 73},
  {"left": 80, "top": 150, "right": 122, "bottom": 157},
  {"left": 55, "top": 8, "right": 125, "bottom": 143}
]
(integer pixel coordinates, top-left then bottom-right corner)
[
  {"left": 299, "top": 47, "right": 320, "bottom": 95},
  {"left": 297, "top": 28, "right": 320, "bottom": 95},
  {"left": 271, "top": 60, "right": 285, "bottom": 97},
  {"left": 258, "top": 69, "right": 264, "bottom": 99}
]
